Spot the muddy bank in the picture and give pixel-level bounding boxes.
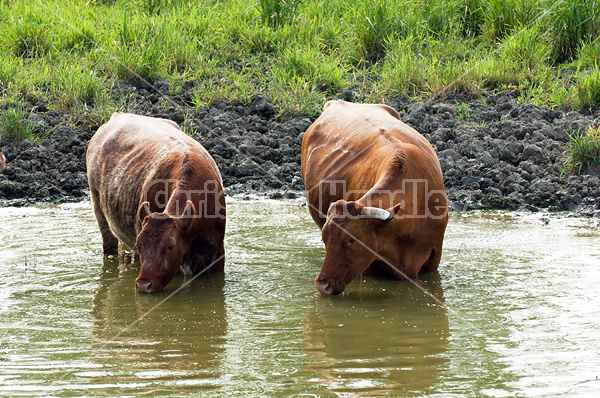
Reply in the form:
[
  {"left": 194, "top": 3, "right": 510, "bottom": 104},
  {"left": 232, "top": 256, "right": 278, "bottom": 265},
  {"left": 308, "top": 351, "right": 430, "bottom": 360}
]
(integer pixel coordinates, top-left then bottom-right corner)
[{"left": 1, "top": 82, "right": 599, "bottom": 215}]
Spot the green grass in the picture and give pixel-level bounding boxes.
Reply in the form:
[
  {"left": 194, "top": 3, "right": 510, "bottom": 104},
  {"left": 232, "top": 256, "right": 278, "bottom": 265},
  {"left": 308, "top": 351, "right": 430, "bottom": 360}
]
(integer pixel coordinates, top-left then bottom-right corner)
[
  {"left": 575, "top": 66, "right": 600, "bottom": 108},
  {"left": 562, "top": 125, "right": 600, "bottom": 174},
  {"left": 355, "top": 1, "right": 398, "bottom": 64},
  {"left": 456, "top": 103, "right": 470, "bottom": 120},
  {"left": 1, "top": 0, "right": 600, "bottom": 132},
  {"left": 0, "top": 106, "right": 38, "bottom": 142},
  {"left": 259, "top": 0, "right": 302, "bottom": 28}
]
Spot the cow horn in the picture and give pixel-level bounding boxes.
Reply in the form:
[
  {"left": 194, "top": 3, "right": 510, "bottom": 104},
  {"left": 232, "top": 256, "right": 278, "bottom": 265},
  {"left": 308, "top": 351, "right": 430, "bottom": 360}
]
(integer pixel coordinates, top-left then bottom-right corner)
[{"left": 361, "top": 206, "right": 390, "bottom": 220}]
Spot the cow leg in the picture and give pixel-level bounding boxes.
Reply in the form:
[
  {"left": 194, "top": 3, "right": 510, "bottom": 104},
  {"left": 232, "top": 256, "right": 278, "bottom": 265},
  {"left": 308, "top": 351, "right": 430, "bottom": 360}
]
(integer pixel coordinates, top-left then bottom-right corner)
[
  {"left": 187, "top": 241, "right": 225, "bottom": 275},
  {"left": 211, "top": 243, "right": 225, "bottom": 272},
  {"left": 388, "top": 248, "right": 434, "bottom": 280},
  {"left": 91, "top": 190, "right": 118, "bottom": 255},
  {"left": 98, "top": 215, "right": 118, "bottom": 255},
  {"left": 363, "top": 260, "right": 395, "bottom": 278},
  {"left": 420, "top": 247, "right": 442, "bottom": 273}
]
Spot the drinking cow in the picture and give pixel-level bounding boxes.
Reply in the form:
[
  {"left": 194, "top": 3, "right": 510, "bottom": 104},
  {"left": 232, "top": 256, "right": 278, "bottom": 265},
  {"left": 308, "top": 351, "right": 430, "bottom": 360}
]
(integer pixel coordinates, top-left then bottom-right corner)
[
  {"left": 87, "top": 112, "right": 226, "bottom": 293},
  {"left": 301, "top": 100, "right": 448, "bottom": 295}
]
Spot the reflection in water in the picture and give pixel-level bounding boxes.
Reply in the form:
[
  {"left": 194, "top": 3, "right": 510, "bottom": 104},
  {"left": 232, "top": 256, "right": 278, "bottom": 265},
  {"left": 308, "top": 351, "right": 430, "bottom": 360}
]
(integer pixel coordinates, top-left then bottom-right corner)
[
  {"left": 304, "top": 273, "right": 449, "bottom": 396},
  {"left": 2, "top": 204, "right": 600, "bottom": 397},
  {"left": 89, "top": 254, "right": 227, "bottom": 394}
]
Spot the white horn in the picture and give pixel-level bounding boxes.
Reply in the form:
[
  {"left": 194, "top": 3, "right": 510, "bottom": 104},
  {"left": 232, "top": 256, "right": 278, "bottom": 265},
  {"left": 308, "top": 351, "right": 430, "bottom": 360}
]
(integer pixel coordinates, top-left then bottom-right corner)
[{"left": 361, "top": 207, "right": 390, "bottom": 220}]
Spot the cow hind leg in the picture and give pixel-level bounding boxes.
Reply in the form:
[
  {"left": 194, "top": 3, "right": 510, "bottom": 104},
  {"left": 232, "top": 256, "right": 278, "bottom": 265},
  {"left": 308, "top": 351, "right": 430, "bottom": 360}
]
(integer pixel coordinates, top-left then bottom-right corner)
[
  {"left": 99, "top": 216, "right": 118, "bottom": 255},
  {"left": 91, "top": 190, "right": 118, "bottom": 255}
]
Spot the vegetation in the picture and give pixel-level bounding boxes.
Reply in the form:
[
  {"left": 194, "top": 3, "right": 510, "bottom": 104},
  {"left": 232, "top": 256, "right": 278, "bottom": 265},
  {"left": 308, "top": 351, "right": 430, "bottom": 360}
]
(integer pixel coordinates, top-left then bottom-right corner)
[
  {"left": 456, "top": 103, "right": 470, "bottom": 121},
  {"left": 0, "top": 106, "right": 38, "bottom": 142},
  {"left": 562, "top": 125, "right": 600, "bottom": 175},
  {"left": 0, "top": 0, "right": 599, "bottom": 124}
]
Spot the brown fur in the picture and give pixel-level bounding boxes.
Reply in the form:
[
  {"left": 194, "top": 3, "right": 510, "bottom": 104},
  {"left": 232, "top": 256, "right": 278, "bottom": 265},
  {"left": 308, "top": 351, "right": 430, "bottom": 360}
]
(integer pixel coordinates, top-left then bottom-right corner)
[
  {"left": 86, "top": 112, "right": 226, "bottom": 293},
  {"left": 301, "top": 100, "right": 448, "bottom": 295}
]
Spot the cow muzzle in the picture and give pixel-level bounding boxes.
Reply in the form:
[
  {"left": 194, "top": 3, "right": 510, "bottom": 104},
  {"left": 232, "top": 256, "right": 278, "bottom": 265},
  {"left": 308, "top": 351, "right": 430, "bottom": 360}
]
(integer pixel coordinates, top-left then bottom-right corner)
[
  {"left": 135, "top": 279, "right": 163, "bottom": 294},
  {"left": 315, "top": 276, "right": 345, "bottom": 295}
]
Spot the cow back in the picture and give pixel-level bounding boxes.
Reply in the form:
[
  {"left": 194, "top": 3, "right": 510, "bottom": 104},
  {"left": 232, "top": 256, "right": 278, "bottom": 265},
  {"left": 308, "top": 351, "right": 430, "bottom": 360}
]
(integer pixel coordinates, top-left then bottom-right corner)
[
  {"left": 86, "top": 112, "right": 222, "bottom": 249},
  {"left": 301, "top": 100, "right": 444, "bottom": 225}
]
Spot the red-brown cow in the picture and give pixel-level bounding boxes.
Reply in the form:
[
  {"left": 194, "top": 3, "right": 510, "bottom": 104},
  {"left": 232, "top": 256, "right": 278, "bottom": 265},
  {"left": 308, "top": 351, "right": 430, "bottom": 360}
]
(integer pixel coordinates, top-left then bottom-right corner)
[
  {"left": 301, "top": 100, "right": 448, "bottom": 295},
  {"left": 87, "top": 112, "right": 226, "bottom": 293}
]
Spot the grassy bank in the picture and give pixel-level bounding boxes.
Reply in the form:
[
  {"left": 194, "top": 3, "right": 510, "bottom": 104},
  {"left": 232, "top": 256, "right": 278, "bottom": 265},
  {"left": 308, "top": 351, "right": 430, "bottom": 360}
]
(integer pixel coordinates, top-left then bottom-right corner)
[
  {"left": 0, "top": 0, "right": 599, "bottom": 130},
  {"left": 563, "top": 124, "right": 600, "bottom": 174}
]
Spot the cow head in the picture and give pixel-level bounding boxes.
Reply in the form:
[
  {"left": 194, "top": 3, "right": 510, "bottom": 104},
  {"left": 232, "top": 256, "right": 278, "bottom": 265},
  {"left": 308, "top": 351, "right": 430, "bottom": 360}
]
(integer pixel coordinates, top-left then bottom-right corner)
[
  {"left": 315, "top": 200, "right": 397, "bottom": 295},
  {"left": 134, "top": 200, "right": 196, "bottom": 293}
]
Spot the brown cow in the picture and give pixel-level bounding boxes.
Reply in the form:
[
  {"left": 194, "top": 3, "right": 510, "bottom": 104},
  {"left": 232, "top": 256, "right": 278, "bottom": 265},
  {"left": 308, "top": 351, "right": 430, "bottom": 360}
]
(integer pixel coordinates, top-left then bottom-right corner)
[
  {"left": 0, "top": 151, "right": 5, "bottom": 171},
  {"left": 86, "top": 112, "right": 226, "bottom": 293},
  {"left": 301, "top": 100, "right": 448, "bottom": 295}
]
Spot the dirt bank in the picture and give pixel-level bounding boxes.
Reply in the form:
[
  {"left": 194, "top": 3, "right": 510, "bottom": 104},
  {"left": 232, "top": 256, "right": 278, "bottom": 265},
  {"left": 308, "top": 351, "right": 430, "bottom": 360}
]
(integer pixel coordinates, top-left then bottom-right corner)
[{"left": 1, "top": 81, "right": 599, "bottom": 215}]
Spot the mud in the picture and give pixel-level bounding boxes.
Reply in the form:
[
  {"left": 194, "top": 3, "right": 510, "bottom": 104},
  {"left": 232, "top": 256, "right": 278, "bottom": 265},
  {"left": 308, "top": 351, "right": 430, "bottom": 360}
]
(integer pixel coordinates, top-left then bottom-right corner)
[{"left": 1, "top": 80, "right": 599, "bottom": 215}]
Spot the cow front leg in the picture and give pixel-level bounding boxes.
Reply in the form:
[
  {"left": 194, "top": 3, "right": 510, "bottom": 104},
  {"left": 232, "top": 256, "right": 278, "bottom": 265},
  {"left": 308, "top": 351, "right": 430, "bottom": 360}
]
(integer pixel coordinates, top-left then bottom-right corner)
[
  {"left": 420, "top": 247, "right": 442, "bottom": 273},
  {"left": 392, "top": 249, "right": 436, "bottom": 280},
  {"left": 210, "top": 242, "right": 225, "bottom": 272}
]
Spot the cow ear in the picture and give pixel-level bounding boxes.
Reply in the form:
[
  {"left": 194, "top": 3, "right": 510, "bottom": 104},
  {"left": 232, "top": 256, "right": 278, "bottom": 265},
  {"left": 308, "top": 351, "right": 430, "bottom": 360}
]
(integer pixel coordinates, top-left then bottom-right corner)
[
  {"left": 380, "top": 201, "right": 405, "bottom": 224},
  {"left": 179, "top": 200, "right": 197, "bottom": 230},
  {"left": 138, "top": 201, "right": 152, "bottom": 224}
]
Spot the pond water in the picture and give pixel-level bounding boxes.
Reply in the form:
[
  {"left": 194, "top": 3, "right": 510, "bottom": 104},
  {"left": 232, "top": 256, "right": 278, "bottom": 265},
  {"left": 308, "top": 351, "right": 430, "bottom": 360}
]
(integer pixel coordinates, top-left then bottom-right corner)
[{"left": 0, "top": 199, "right": 599, "bottom": 397}]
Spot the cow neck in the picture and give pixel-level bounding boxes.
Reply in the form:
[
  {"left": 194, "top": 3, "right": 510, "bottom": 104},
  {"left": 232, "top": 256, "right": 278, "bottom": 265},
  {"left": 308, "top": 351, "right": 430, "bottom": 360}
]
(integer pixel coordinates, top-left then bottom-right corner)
[
  {"left": 165, "top": 187, "right": 188, "bottom": 217},
  {"left": 162, "top": 151, "right": 199, "bottom": 218},
  {"left": 356, "top": 157, "right": 406, "bottom": 213}
]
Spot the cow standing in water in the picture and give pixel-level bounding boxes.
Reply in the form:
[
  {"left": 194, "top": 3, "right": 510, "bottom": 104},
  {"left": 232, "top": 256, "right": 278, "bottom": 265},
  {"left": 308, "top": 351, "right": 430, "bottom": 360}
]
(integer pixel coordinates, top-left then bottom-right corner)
[
  {"left": 87, "top": 112, "right": 226, "bottom": 293},
  {"left": 301, "top": 100, "right": 448, "bottom": 295}
]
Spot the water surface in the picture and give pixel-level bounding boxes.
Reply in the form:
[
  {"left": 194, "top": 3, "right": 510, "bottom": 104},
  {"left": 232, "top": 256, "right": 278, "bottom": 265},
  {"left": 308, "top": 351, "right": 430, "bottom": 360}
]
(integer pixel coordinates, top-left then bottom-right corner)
[{"left": 0, "top": 200, "right": 599, "bottom": 397}]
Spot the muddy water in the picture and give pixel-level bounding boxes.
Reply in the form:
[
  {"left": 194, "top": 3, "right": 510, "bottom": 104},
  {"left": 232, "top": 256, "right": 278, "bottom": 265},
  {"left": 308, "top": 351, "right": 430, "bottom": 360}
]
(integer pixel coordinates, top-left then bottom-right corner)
[{"left": 0, "top": 200, "right": 599, "bottom": 397}]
